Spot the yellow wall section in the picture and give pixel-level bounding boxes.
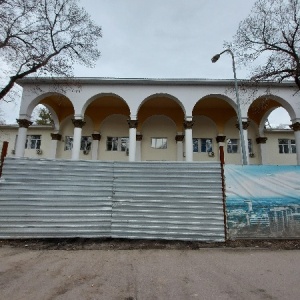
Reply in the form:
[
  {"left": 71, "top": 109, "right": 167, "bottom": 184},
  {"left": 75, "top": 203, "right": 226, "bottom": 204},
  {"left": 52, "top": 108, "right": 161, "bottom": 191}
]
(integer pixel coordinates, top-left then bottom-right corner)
[
  {"left": 138, "top": 97, "right": 184, "bottom": 131},
  {"left": 85, "top": 96, "right": 130, "bottom": 131},
  {"left": 193, "top": 97, "right": 236, "bottom": 132}
]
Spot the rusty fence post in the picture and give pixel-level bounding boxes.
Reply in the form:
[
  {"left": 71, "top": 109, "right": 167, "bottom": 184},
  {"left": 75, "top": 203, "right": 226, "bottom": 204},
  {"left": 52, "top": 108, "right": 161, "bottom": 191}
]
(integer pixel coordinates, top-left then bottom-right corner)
[{"left": 0, "top": 141, "right": 8, "bottom": 178}]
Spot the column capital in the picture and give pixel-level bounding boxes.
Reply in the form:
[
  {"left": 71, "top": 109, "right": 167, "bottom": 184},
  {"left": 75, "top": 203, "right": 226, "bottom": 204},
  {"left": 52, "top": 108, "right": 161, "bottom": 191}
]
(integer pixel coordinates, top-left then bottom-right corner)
[
  {"left": 51, "top": 133, "right": 62, "bottom": 141},
  {"left": 16, "top": 119, "right": 33, "bottom": 128},
  {"left": 256, "top": 137, "right": 268, "bottom": 144},
  {"left": 236, "top": 120, "right": 250, "bottom": 130},
  {"left": 127, "top": 119, "right": 138, "bottom": 129},
  {"left": 72, "top": 119, "right": 86, "bottom": 128},
  {"left": 290, "top": 122, "right": 300, "bottom": 131},
  {"left": 92, "top": 133, "right": 101, "bottom": 140},
  {"left": 136, "top": 134, "right": 143, "bottom": 141},
  {"left": 216, "top": 135, "right": 226, "bottom": 143},
  {"left": 175, "top": 134, "right": 184, "bottom": 142},
  {"left": 183, "top": 120, "right": 194, "bottom": 129}
]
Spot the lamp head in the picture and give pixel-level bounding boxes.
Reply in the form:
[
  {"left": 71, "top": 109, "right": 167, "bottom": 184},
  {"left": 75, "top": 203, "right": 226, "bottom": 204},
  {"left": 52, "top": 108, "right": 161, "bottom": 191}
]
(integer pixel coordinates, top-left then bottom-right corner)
[{"left": 211, "top": 54, "right": 220, "bottom": 63}]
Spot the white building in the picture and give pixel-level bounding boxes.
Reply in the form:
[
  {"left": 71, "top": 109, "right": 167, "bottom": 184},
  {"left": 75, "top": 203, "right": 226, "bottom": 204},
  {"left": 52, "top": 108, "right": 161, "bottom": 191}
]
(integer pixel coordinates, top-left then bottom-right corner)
[{"left": 1, "top": 77, "right": 300, "bottom": 165}]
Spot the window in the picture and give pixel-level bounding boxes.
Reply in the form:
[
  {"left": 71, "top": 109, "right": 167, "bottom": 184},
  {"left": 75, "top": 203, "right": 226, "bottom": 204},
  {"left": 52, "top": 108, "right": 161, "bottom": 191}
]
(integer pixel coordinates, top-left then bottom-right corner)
[
  {"left": 65, "top": 136, "right": 73, "bottom": 150},
  {"left": 227, "top": 139, "right": 238, "bottom": 153},
  {"left": 193, "top": 138, "right": 213, "bottom": 153},
  {"left": 248, "top": 139, "right": 253, "bottom": 154},
  {"left": 65, "top": 136, "right": 92, "bottom": 151},
  {"left": 25, "top": 135, "right": 41, "bottom": 149},
  {"left": 80, "top": 136, "right": 92, "bottom": 151},
  {"left": 106, "top": 137, "right": 129, "bottom": 151},
  {"left": 151, "top": 138, "right": 167, "bottom": 149},
  {"left": 278, "top": 139, "right": 296, "bottom": 154}
]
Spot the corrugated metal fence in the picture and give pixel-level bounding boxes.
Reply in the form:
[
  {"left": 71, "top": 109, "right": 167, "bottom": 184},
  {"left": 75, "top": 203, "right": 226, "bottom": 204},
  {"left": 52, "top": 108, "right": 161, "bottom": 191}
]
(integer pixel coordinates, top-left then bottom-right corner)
[{"left": 0, "top": 158, "right": 225, "bottom": 241}]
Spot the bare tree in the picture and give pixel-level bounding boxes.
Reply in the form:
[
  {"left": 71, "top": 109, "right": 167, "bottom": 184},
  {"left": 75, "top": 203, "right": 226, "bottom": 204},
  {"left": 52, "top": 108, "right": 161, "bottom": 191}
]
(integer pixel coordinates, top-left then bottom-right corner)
[
  {"left": 228, "top": 0, "right": 300, "bottom": 89},
  {"left": 0, "top": 0, "right": 102, "bottom": 100}
]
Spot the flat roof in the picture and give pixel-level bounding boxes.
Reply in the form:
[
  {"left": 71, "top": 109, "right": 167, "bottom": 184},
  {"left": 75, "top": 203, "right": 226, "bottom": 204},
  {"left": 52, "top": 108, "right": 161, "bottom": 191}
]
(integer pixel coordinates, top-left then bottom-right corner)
[{"left": 16, "top": 77, "right": 296, "bottom": 88}]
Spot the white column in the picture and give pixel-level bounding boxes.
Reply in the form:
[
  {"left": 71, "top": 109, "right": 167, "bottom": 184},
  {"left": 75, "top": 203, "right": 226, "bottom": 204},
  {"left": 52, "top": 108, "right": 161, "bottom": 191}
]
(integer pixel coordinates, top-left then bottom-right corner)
[
  {"left": 136, "top": 133, "right": 142, "bottom": 161},
  {"left": 91, "top": 132, "right": 101, "bottom": 160},
  {"left": 175, "top": 133, "right": 184, "bottom": 161},
  {"left": 50, "top": 133, "right": 62, "bottom": 159},
  {"left": 290, "top": 122, "right": 300, "bottom": 165},
  {"left": 256, "top": 137, "right": 268, "bottom": 165},
  {"left": 71, "top": 119, "right": 85, "bottom": 160},
  {"left": 15, "top": 119, "right": 32, "bottom": 157},
  {"left": 128, "top": 119, "right": 138, "bottom": 162},
  {"left": 236, "top": 120, "right": 249, "bottom": 165},
  {"left": 243, "top": 128, "right": 249, "bottom": 162},
  {"left": 184, "top": 119, "right": 194, "bottom": 162}
]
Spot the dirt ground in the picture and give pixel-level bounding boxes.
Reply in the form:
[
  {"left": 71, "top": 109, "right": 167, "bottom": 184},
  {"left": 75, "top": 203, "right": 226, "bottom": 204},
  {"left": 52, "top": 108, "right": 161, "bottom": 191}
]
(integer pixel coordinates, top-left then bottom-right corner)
[
  {"left": 1, "top": 238, "right": 300, "bottom": 250},
  {"left": 0, "top": 244, "right": 299, "bottom": 300}
]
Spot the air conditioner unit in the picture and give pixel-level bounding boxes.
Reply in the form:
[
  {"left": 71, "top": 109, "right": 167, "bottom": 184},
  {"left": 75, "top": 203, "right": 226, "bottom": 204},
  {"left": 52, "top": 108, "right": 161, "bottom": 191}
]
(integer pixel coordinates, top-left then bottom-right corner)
[
  {"left": 36, "top": 149, "right": 43, "bottom": 155},
  {"left": 208, "top": 151, "right": 215, "bottom": 157}
]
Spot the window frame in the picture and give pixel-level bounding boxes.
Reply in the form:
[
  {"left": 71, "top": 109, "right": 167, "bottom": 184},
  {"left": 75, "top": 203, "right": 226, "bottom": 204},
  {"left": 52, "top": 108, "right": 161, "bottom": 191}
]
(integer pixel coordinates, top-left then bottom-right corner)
[
  {"left": 106, "top": 136, "right": 129, "bottom": 152},
  {"left": 151, "top": 137, "right": 168, "bottom": 149},
  {"left": 227, "top": 138, "right": 239, "bottom": 154},
  {"left": 193, "top": 138, "right": 213, "bottom": 153},
  {"left": 278, "top": 139, "right": 296, "bottom": 154},
  {"left": 25, "top": 135, "right": 41, "bottom": 150}
]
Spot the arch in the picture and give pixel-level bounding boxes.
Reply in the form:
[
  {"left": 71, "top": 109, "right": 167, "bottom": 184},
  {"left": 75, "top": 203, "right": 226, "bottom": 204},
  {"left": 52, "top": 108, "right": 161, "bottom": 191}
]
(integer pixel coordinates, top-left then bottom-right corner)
[
  {"left": 193, "top": 94, "right": 237, "bottom": 133},
  {"left": 137, "top": 93, "right": 186, "bottom": 116},
  {"left": 193, "top": 94, "right": 237, "bottom": 112},
  {"left": 137, "top": 94, "right": 185, "bottom": 132},
  {"left": 83, "top": 93, "right": 130, "bottom": 131},
  {"left": 248, "top": 94, "right": 296, "bottom": 129},
  {"left": 81, "top": 93, "right": 130, "bottom": 116},
  {"left": 25, "top": 92, "right": 74, "bottom": 123}
]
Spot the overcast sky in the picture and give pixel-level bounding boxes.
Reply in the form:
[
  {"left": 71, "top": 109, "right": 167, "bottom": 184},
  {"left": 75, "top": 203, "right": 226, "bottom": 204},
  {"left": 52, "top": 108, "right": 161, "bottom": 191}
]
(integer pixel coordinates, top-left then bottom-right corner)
[{"left": 0, "top": 0, "right": 290, "bottom": 124}]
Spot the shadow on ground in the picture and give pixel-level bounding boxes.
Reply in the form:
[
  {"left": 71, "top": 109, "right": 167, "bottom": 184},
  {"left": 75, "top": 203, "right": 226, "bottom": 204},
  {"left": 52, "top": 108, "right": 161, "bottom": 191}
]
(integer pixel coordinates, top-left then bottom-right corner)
[{"left": 1, "top": 238, "right": 299, "bottom": 250}]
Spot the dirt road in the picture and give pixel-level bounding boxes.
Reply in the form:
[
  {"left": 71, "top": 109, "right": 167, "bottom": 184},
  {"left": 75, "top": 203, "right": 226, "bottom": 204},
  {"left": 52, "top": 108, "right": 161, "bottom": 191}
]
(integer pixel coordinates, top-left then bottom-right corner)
[{"left": 0, "top": 246, "right": 299, "bottom": 300}]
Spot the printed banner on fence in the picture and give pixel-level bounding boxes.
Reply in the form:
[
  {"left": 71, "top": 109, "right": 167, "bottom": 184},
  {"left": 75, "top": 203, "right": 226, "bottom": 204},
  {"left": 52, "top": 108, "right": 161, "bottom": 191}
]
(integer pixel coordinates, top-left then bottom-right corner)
[{"left": 225, "top": 165, "right": 300, "bottom": 238}]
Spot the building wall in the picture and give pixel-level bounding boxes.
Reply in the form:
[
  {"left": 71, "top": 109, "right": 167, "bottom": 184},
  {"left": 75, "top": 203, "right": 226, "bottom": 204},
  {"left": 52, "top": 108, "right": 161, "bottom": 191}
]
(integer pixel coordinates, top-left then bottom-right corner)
[
  {"left": 141, "top": 115, "right": 177, "bottom": 161},
  {"left": 264, "top": 130, "right": 297, "bottom": 165},
  {"left": 1, "top": 125, "right": 297, "bottom": 165},
  {"left": 100, "top": 114, "right": 129, "bottom": 161},
  {"left": 1, "top": 126, "right": 53, "bottom": 158}
]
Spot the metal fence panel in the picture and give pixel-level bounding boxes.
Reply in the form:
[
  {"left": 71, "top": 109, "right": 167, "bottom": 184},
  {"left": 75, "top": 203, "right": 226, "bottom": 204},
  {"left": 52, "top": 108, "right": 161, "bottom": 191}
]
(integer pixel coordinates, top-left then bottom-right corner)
[
  {"left": 111, "top": 162, "right": 225, "bottom": 241},
  {"left": 0, "top": 158, "right": 225, "bottom": 241},
  {"left": 0, "top": 158, "right": 113, "bottom": 238}
]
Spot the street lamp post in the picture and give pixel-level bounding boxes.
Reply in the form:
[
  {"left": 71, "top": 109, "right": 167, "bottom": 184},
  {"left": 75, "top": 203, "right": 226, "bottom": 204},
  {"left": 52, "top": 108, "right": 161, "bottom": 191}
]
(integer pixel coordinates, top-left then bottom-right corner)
[{"left": 211, "top": 49, "right": 248, "bottom": 165}]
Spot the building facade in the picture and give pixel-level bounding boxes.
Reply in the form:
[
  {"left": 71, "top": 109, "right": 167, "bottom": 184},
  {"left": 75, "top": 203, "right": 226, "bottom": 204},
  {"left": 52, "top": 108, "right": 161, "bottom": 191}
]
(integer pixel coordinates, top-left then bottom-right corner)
[{"left": 3, "top": 78, "right": 300, "bottom": 165}]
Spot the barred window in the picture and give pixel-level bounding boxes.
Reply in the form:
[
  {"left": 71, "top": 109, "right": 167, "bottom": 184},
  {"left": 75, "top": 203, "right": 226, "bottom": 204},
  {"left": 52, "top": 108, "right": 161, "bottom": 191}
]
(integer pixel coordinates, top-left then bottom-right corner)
[
  {"left": 64, "top": 136, "right": 73, "bottom": 150},
  {"left": 193, "top": 138, "right": 212, "bottom": 153},
  {"left": 65, "top": 136, "right": 92, "bottom": 151},
  {"left": 106, "top": 137, "right": 129, "bottom": 151}
]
